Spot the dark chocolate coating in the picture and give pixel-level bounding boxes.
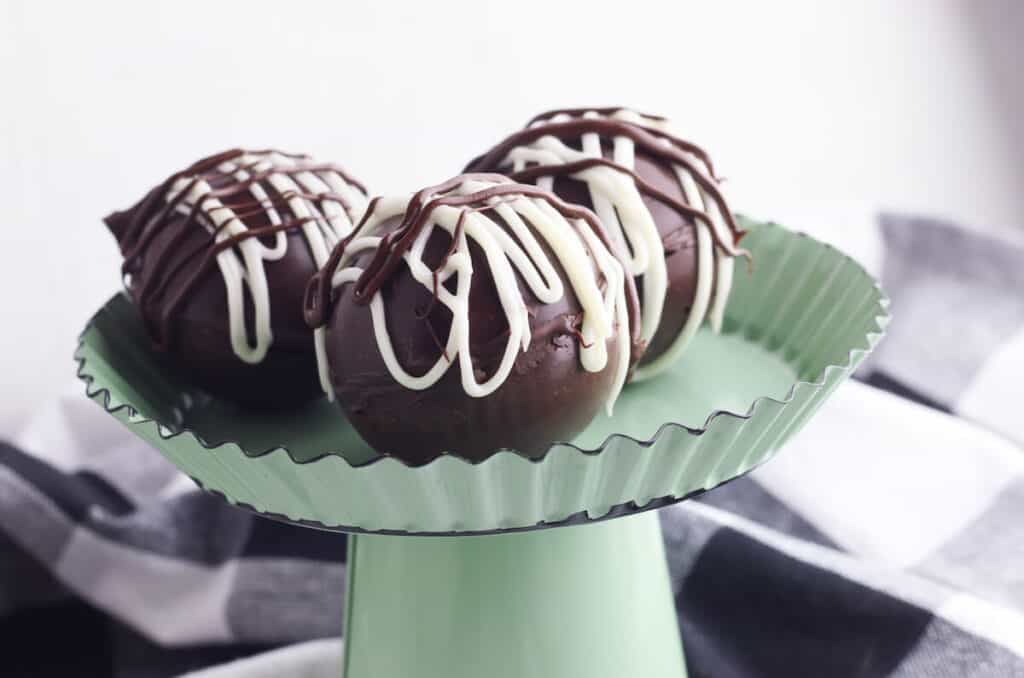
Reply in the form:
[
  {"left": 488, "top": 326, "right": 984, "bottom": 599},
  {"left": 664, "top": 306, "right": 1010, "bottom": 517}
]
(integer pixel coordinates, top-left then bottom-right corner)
[
  {"left": 321, "top": 216, "right": 624, "bottom": 465},
  {"left": 122, "top": 218, "right": 322, "bottom": 408},
  {"left": 105, "top": 150, "right": 365, "bottom": 409},
  {"left": 465, "top": 111, "right": 748, "bottom": 367},
  {"left": 542, "top": 150, "right": 704, "bottom": 365}
]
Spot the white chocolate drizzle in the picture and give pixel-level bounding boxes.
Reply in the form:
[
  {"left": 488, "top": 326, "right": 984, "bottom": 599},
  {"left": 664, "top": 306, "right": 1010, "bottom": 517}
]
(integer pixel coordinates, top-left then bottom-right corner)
[
  {"left": 311, "top": 176, "right": 632, "bottom": 414},
  {"left": 482, "top": 108, "right": 741, "bottom": 380},
  {"left": 155, "top": 151, "right": 368, "bottom": 364}
]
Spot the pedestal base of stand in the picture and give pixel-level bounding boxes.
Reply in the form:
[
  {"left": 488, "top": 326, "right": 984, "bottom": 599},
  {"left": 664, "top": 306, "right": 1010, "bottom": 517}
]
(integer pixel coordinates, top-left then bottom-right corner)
[{"left": 341, "top": 511, "right": 686, "bottom": 678}]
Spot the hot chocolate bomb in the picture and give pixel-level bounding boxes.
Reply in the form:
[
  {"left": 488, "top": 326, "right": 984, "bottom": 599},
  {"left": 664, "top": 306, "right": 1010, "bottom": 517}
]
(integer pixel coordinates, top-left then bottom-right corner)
[
  {"left": 105, "top": 149, "right": 369, "bottom": 409},
  {"left": 305, "top": 174, "right": 641, "bottom": 464},
  {"left": 466, "top": 108, "right": 749, "bottom": 379}
]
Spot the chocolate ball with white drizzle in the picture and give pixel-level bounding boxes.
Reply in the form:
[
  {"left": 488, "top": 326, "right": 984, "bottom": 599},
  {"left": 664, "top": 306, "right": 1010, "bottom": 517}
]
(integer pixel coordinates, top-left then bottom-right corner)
[
  {"left": 466, "top": 107, "right": 750, "bottom": 379},
  {"left": 304, "top": 174, "right": 641, "bottom": 464},
  {"left": 105, "top": 149, "right": 369, "bottom": 409}
]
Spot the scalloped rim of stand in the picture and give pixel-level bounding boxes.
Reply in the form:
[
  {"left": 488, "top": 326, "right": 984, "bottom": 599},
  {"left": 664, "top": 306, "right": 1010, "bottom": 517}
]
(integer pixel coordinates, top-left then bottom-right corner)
[
  {"left": 188, "top": 469, "right": 756, "bottom": 536},
  {"left": 75, "top": 219, "right": 890, "bottom": 534},
  {"left": 76, "top": 344, "right": 863, "bottom": 467}
]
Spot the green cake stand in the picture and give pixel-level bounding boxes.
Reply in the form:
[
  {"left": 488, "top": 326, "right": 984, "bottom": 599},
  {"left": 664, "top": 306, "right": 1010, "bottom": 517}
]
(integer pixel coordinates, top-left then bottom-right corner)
[{"left": 76, "top": 219, "right": 888, "bottom": 678}]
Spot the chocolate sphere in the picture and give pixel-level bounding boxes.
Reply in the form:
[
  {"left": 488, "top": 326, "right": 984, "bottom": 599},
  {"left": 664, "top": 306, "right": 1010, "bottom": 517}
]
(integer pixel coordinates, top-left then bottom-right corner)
[
  {"left": 466, "top": 107, "right": 749, "bottom": 379},
  {"left": 305, "top": 175, "right": 640, "bottom": 464},
  {"left": 105, "top": 149, "right": 368, "bottom": 409}
]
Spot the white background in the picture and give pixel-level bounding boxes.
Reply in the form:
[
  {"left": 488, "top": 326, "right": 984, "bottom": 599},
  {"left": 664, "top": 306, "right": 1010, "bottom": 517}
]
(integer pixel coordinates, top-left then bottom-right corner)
[{"left": 2, "top": 0, "right": 1022, "bottom": 435}]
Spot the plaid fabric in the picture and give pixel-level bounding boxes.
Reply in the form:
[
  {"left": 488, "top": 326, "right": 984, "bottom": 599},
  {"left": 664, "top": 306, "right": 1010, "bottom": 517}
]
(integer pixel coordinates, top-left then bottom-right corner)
[{"left": 2, "top": 214, "right": 1022, "bottom": 677}]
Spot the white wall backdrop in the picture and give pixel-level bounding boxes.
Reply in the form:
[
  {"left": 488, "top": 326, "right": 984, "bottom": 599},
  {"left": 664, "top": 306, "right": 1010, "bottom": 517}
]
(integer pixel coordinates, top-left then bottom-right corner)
[{"left": 2, "top": 0, "right": 1021, "bottom": 434}]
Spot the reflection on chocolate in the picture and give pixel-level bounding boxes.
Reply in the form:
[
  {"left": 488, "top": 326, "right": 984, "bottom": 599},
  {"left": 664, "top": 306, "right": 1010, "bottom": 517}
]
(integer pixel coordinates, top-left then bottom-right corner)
[
  {"left": 105, "top": 149, "right": 368, "bottom": 409},
  {"left": 466, "top": 108, "right": 749, "bottom": 379},
  {"left": 306, "top": 174, "right": 640, "bottom": 464}
]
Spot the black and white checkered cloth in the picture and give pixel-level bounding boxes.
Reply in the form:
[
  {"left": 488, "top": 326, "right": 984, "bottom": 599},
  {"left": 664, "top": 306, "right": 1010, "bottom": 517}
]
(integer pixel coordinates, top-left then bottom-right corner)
[{"left": 2, "top": 214, "right": 1022, "bottom": 677}]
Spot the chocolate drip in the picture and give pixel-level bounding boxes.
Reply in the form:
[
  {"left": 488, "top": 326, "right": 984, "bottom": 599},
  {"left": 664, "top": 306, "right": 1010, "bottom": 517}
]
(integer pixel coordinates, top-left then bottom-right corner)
[
  {"left": 305, "top": 174, "right": 641, "bottom": 356},
  {"left": 528, "top": 107, "right": 669, "bottom": 124},
  {"left": 526, "top": 108, "right": 711, "bottom": 174},
  {"left": 465, "top": 115, "right": 747, "bottom": 255},
  {"left": 106, "top": 149, "right": 367, "bottom": 351},
  {"left": 506, "top": 157, "right": 746, "bottom": 257}
]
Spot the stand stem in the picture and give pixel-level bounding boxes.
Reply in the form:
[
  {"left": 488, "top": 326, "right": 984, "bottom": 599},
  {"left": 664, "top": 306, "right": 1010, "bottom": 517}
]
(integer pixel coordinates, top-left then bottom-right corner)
[{"left": 341, "top": 511, "right": 687, "bottom": 678}]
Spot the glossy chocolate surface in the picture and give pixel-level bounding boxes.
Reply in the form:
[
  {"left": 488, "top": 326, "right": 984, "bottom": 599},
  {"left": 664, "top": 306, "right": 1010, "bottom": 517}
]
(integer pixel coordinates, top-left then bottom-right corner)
[
  {"left": 106, "top": 149, "right": 366, "bottom": 409},
  {"left": 309, "top": 176, "right": 639, "bottom": 464}
]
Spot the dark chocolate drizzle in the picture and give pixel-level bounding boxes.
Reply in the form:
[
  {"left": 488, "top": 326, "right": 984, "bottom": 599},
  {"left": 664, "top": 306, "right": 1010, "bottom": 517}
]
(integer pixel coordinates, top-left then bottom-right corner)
[
  {"left": 465, "top": 109, "right": 749, "bottom": 259},
  {"left": 304, "top": 174, "right": 642, "bottom": 358},
  {"left": 105, "top": 149, "right": 367, "bottom": 351},
  {"left": 527, "top": 106, "right": 669, "bottom": 125}
]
